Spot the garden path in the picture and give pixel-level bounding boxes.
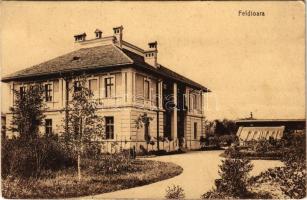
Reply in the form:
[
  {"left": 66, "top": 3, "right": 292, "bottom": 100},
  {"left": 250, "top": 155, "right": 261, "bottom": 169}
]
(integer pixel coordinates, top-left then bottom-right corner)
[{"left": 87, "top": 150, "right": 283, "bottom": 199}]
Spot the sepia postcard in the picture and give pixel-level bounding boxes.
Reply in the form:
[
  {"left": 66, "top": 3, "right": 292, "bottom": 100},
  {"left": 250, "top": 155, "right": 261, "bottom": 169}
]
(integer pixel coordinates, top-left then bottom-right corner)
[{"left": 0, "top": 1, "right": 305, "bottom": 199}]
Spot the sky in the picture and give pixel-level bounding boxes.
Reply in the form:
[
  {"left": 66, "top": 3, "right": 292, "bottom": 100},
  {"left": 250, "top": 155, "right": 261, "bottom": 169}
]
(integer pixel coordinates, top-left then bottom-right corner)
[{"left": 1, "top": 1, "right": 305, "bottom": 120}]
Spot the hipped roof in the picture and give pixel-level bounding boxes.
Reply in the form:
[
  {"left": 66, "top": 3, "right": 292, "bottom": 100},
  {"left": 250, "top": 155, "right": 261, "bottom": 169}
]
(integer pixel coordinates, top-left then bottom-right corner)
[{"left": 2, "top": 44, "right": 210, "bottom": 92}]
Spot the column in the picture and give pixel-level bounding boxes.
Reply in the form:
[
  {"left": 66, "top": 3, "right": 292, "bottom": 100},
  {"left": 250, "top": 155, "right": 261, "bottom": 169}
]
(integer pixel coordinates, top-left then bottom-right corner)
[
  {"left": 59, "top": 78, "right": 63, "bottom": 108},
  {"left": 126, "top": 70, "right": 133, "bottom": 105},
  {"left": 158, "top": 80, "right": 163, "bottom": 109},
  {"left": 10, "top": 82, "right": 13, "bottom": 108},
  {"left": 172, "top": 82, "right": 178, "bottom": 139},
  {"left": 62, "top": 78, "right": 67, "bottom": 108}
]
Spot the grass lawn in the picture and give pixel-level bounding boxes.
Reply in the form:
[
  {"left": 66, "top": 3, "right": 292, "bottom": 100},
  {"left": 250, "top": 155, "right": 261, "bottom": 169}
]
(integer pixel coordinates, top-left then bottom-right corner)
[{"left": 2, "top": 159, "right": 183, "bottom": 199}]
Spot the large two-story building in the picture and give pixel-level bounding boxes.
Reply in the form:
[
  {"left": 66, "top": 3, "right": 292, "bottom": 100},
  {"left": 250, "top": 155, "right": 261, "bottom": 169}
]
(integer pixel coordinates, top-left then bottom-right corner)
[{"left": 2, "top": 26, "right": 210, "bottom": 152}]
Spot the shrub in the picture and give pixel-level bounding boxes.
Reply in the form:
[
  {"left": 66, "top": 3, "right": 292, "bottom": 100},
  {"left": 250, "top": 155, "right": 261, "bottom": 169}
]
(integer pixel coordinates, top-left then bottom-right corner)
[
  {"left": 248, "top": 131, "right": 306, "bottom": 199},
  {"left": 223, "top": 146, "right": 241, "bottom": 158},
  {"left": 281, "top": 132, "right": 306, "bottom": 198},
  {"left": 84, "top": 151, "right": 134, "bottom": 175},
  {"left": 203, "top": 158, "right": 253, "bottom": 198},
  {"left": 165, "top": 185, "right": 185, "bottom": 199},
  {"left": 218, "top": 134, "right": 238, "bottom": 146},
  {"left": 1, "top": 137, "right": 75, "bottom": 178},
  {"left": 201, "top": 190, "right": 230, "bottom": 199}
]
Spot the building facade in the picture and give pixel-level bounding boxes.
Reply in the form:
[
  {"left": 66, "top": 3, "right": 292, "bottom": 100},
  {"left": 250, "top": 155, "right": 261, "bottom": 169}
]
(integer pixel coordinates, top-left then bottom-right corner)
[{"left": 2, "top": 26, "right": 210, "bottom": 152}]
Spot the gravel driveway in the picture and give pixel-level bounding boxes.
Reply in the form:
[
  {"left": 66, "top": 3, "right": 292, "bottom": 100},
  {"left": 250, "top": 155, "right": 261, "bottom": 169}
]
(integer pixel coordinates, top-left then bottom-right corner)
[{"left": 90, "top": 150, "right": 283, "bottom": 199}]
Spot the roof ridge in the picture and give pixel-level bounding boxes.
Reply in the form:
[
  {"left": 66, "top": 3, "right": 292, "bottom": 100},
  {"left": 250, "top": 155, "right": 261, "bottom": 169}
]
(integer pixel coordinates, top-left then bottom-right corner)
[{"left": 112, "top": 44, "right": 134, "bottom": 64}]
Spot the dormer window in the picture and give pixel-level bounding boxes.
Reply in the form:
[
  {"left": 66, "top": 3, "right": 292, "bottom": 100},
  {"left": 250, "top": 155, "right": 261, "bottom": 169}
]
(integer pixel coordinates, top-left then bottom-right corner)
[{"left": 72, "top": 56, "right": 80, "bottom": 61}]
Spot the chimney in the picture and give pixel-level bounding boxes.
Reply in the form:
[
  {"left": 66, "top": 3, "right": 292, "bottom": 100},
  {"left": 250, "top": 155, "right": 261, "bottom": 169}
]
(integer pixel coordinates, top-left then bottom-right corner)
[
  {"left": 144, "top": 41, "right": 158, "bottom": 68},
  {"left": 74, "top": 33, "right": 87, "bottom": 42},
  {"left": 94, "top": 29, "right": 102, "bottom": 39},
  {"left": 113, "top": 26, "right": 123, "bottom": 48}
]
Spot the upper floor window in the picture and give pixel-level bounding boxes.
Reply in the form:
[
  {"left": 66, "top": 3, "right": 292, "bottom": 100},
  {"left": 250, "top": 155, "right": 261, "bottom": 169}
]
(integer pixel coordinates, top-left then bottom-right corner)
[
  {"left": 144, "top": 79, "right": 150, "bottom": 100},
  {"left": 19, "top": 86, "right": 26, "bottom": 99},
  {"left": 45, "top": 84, "right": 52, "bottom": 102},
  {"left": 193, "top": 95, "right": 197, "bottom": 110},
  {"left": 89, "top": 79, "right": 98, "bottom": 93},
  {"left": 74, "top": 81, "right": 81, "bottom": 92},
  {"left": 105, "top": 116, "right": 114, "bottom": 139},
  {"left": 105, "top": 77, "right": 114, "bottom": 98},
  {"left": 45, "top": 119, "right": 52, "bottom": 136}
]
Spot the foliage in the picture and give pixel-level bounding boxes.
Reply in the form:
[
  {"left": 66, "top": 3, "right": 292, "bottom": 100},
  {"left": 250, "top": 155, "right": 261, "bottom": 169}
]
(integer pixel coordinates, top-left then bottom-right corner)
[
  {"left": 217, "top": 158, "right": 253, "bottom": 196},
  {"left": 84, "top": 151, "right": 134, "bottom": 175},
  {"left": 205, "top": 119, "right": 237, "bottom": 137},
  {"left": 218, "top": 134, "right": 238, "bottom": 146},
  {"left": 223, "top": 146, "right": 241, "bottom": 158},
  {"left": 280, "top": 131, "right": 306, "bottom": 198},
  {"left": 3, "top": 84, "right": 75, "bottom": 178},
  {"left": 134, "top": 113, "right": 153, "bottom": 143},
  {"left": 202, "top": 158, "right": 253, "bottom": 198},
  {"left": 201, "top": 190, "right": 232, "bottom": 199},
  {"left": 200, "top": 135, "right": 223, "bottom": 150},
  {"left": 1, "top": 137, "right": 75, "bottom": 178},
  {"left": 9, "top": 84, "right": 46, "bottom": 139},
  {"left": 248, "top": 131, "right": 306, "bottom": 199},
  {"left": 282, "top": 131, "right": 306, "bottom": 168},
  {"left": 61, "top": 75, "right": 105, "bottom": 180},
  {"left": 165, "top": 185, "right": 185, "bottom": 199},
  {"left": 2, "top": 160, "right": 183, "bottom": 199}
]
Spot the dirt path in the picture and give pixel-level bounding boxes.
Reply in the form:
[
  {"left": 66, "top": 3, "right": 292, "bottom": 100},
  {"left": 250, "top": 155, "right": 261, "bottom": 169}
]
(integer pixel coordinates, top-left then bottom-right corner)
[{"left": 89, "top": 150, "right": 283, "bottom": 199}]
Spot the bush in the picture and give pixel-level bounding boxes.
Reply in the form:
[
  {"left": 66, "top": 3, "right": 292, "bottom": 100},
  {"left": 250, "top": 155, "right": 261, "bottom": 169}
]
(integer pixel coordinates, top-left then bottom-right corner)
[
  {"left": 248, "top": 131, "right": 306, "bottom": 199},
  {"left": 217, "top": 158, "right": 253, "bottom": 196},
  {"left": 83, "top": 151, "right": 134, "bottom": 175},
  {"left": 223, "top": 146, "right": 241, "bottom": 158},
  {"left": 203, "top": 158, "right": 253, "bottom": 198},
  {"left": 281, "top": 132, "right": 306, "bottom": 198},
  {"left": 165, "top": 185, "right": 185, "bottom": 199},
  {"left": 201, "top": 190, "right": 230, "bottom": 199},
  {"left": 218, "top": 134, "right": 238, "bottom": 146},
  {"left": 2, "top": 137, "right": 75, "bottom": 178}
]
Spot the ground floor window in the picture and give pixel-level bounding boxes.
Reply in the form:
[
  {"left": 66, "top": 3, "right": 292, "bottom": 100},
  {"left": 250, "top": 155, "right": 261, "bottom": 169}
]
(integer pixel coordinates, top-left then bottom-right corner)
[
  {"left": 194, "top": 122, "right": 197, "bottom": 139},
  {"left": 45, "top": 119, "right": 52, "bottom": 136},
  {"left": 105, "top": 116, "right": 114, "bottom": 139}
]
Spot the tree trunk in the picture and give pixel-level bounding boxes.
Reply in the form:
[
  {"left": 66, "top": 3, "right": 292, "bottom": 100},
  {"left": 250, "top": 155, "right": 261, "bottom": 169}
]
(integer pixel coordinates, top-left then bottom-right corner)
[{"left": 77, "top": 153, "right": 81, "bottom": 181}]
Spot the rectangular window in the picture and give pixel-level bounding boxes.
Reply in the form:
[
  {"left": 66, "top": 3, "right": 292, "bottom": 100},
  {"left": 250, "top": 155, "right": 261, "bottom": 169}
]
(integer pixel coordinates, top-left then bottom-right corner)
[
  {"left": 193, "top": 95, "right": 197, "bottom": 110},
  {"left": 189, "top": 94, "right": 193, "bottom": 111},
  {"left": 45, "top": 84, "right": 52, "bottom": 102},
  {"left": 89, "top": 79, "right": 98, "bottom": 93},
  {"left": 105, "top": 116, "right": 114, "bottom": 139},
  {"left": 144, "top": 79, "right": 150, "bottom": 100},
  {"left": 20, "top": 86, "right": 26, "bottom": 99},
  {"left": 74, "top": 81, "right": 81, "bottom": 92},
  {"left": 105, "top": 77, "right": 114, "bottom": 98},
  {"left": 45, "top": 119, "right": 52, "bottom": 136},
  {"left": 194, "top": 122, "right": 197, "bottom": 139}
]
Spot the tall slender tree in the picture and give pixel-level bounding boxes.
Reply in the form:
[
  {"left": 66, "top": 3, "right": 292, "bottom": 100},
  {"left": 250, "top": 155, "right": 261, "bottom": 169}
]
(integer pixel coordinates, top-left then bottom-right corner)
[{"left": 62, "top": 75, "right": 105, "bottom": 181}]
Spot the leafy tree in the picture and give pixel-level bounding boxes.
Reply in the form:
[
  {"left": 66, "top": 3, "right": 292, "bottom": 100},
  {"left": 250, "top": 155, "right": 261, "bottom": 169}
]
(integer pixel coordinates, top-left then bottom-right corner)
[
  {"left": 9, "top": 84, "right": 46, "bottom": 140},
  {"left": 135, "top": 113, "right": 153, "bottom": 143},
  {"left": 62, "top": 76, "right": 105, "bottom": 181}
]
